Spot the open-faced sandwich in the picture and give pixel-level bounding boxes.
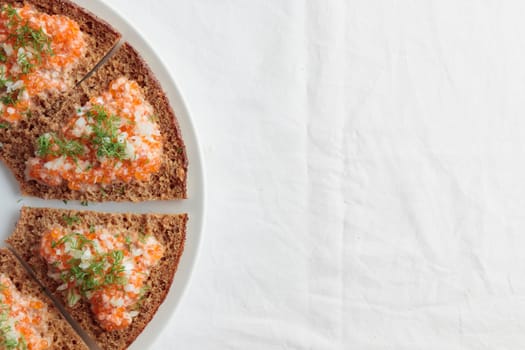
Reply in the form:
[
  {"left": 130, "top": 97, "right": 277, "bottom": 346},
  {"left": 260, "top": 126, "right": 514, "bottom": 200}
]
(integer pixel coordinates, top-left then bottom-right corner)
[
  {"left": 0, "top": 0, "right": 120, "bottom": 125},
  {"left": 0, "top": 1, "right": 192, "bottom": 349},
  {"left": 0, "top": 248, "right": 88, "bottom": 349},
  {"left": 8, "top": 206, "right": 187, "bottom": 350},
  {"left": 1, "top": 42, "right": 188, "bottom": 202}
]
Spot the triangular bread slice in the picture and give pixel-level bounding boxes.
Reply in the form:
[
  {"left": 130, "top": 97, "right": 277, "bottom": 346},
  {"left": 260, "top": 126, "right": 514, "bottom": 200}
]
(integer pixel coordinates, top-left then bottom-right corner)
[
  {"left": 0, "top": 248, "right": 89, "bottom": 350},
  {"left": 7, "top": 206, "right": 187, "bottom": 350},
  {"left": 1, "top": 42, "right": 188, "bottom": 201},
  {"left": 0, "top": 0, "right": 121, "bottom": 121},
  {"left": 4, "top": 0, "right": 121, "bottom": 83}
]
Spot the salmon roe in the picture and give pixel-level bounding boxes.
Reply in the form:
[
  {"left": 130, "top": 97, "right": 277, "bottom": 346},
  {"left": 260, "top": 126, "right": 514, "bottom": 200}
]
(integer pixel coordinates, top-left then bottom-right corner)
[
  {"left": 0, "top": 274, "right": 51, "bottom": 349},
  {"left": 0, "top": 4, "right": 86, "bottom": 123},
  {"left": 40, "top": 223, "right": 164, "bottom": 331},
  {"left": 27, "top": 77, "right": 163, "bottom": 191}
]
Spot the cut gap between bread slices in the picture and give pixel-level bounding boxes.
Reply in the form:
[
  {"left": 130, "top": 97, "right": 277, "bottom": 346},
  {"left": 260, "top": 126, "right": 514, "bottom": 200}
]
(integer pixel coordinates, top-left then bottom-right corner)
[
  {"left": 17, "top": 196, "right": 188, "bottom": 215},
  {"left": 0, "top": 0, "right": 121, "bottom": 125},
  {"left": 6, "top": 245, "right": 102, "bottom": 350},
  {"left": 76, "top": 39, "right": 124, "bottom": 87},
  {"left": 7, "top": 206, "right": 187, "bottom": 350},
  {"left": 0, "top": 247, "right": 91, "bottom": 349},
  {"left": 0, "top": 2, "right": 196, "bottom": 349}
]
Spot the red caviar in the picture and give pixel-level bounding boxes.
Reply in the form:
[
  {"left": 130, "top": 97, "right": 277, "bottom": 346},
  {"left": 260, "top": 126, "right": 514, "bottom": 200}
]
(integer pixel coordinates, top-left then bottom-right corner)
[
  {"left": 0, "top": 274, "right": 51, "bottom": 349},
  {"left": 27, "top": 77, "right": 163, "bottom": 191},
  {"left": 0, "top": 4, "right": 86, "bottom": 122},
  {"left": 40, "top": 224, "right": 164, "bottom": 331}
]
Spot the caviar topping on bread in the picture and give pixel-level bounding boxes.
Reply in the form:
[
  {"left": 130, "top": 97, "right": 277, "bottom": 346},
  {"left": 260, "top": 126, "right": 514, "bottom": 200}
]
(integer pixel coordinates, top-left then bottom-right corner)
[
  {"left": 7, "top": 207, "right": 187, "bottom": 350},
  {"left": 0, "top": 248, "right": 88, "bottom": 350},
  {"left": 40, "top": 221, "right": 165, "bottom": 331},
  {"left": 0, "top": 3, "right": 86, "bottom": 123},
  {"left": 0, "top": 0, "right": 120, "bottom": 124},
  {"left": 1, "top": 43, "right": 188, "bottom": 201},
  {"left": 27, "top": 76, "right": 164, "bottom": 191},
  {"left": 0, "top": 273, "right": 58, "bottom": 349}
]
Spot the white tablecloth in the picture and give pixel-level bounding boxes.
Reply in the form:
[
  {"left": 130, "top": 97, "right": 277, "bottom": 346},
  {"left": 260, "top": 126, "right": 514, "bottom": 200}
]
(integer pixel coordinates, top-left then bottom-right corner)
[{"left": 104, "top": 1, "right": 525, "bottom": 348}]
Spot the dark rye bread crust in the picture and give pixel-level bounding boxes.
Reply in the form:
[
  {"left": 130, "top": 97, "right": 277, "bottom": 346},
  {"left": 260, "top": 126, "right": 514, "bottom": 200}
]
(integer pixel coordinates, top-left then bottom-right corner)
[
  {"left": 0, "top": 248, "right": 89, "bottom": 350},
  {"left": 1, "top": 43, "right": 188, "bottom": 201},
  {"left": 7, "top": 206, "right": 187, "bottom": 350}
]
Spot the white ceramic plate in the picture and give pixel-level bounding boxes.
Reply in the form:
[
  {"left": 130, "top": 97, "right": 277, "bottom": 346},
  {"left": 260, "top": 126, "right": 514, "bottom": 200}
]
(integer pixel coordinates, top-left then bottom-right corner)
[{"left": 0, "top": 1, "right": 205, "bottom": 349}]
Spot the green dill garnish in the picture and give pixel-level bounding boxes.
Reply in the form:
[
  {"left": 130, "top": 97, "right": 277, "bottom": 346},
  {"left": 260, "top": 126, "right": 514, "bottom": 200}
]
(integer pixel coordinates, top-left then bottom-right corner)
[
  {"left": 0, "top": 48, "right": 6, "bottom": 63},
  {"left": 3, "top": 5, "right": 21, "bottom": 29},
  {"left": 34, "top": 105, "right": 130, "bottom": 169},
  {"left": 59, "top": 272, "right": 68, "bottom": 283},
  {"left": 0, "top": 68, "right": 8, "bottom": 89},
  {"left": 51, "top": 233, "right": 73, "bottom": 248},
  {"left": 87, "top": 105, "right": 127, "bottom": 160},
  {"left": 17, "top": 51, "right": 33, "bottom": 74},
  {"left": 80, "top": 200, "right": 88, "bottom": 207},
  {"left": 36, "top": 133, "right": 84, "bottom": 158},
  {"left": 3, "top": 338, "right": 19, "bottom": 349},
  {"left": 112, "top": 250, "right": 124, "bottom": 264},
  {"left": 0, "top": 123, "right": 9, "bottom": 129},
  {"left": 12, "top": 22, "right": 53, "bottom": 59},
  {"left": 88, "top": 260, "right": 104, "bottom": 275},
  {"left": 0, "top": 291, "right": 27, "bottom": 350},
  {"left": 52, "top": 232, "right": 92, "bottom": 250},
  {"left": 62, "top": 214, "right": 80, "bottom": 226},
  {"left": 19, "top": 337, "right": 27, "bottom": 350},
  {"left": 66, "top": 289, "right": 80, "bottom": 307},
  {"left": 35, "top": 133, "right": 51, "bottom": 156},
  {"left": 69, "top": 263, "right": 86, "bottom": 281},
  {"left": 53, "top": 247, "right": 129, "bottom": 303},
  {"left": 63, "top": 200, "right": 68, "bottom": 205},
  {"left": 4, "top": 5, "right": 18, "bottom": 18},
  {"left": 0, "top": 6, "right": 55, "bottom": 113},
  {"left": 103, "top": 250, "right": 127, "bottom": 285},
  {"left": 0, "top": 93, "right": 15, "bottom": 106},
  {"left": 53, "top": 136, "right": 84, "bottom": 157},
  {"left": 74, "top": 234, "right": 92, "bottom": 249}
]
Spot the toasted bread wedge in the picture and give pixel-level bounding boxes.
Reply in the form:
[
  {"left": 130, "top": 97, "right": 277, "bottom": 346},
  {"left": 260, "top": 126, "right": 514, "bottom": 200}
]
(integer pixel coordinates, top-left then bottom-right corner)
[
  {"left": 0, "top": 0, "right": 121, "bottom": 121},
  {"left": 1, "top": 43, "right": 187, "bottom": 201},
  {"left": 0, "top": 248, "right": 89, "bottom": 349},
  {"left": 7, "top": 206, "right": 187, "bottom": 350}
]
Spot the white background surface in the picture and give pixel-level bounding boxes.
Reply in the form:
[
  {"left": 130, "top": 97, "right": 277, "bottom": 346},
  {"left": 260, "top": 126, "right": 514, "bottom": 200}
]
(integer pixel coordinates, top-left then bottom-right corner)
[{"left": 101, "top": 1, "right": 525, "bottom": 349}]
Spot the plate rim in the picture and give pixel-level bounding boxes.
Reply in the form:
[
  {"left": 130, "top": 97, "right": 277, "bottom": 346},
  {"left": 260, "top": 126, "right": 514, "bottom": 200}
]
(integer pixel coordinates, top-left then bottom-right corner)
[{"left": 50, "top": 0, "right": 206, "bottom": 348}]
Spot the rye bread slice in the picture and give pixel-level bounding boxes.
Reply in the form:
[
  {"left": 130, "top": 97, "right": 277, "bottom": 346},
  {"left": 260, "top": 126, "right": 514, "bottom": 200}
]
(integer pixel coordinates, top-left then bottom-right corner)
[
  {"left": 0, "top": 0, "right": 121, "bottom": 117},
  {"left": 0, "top": 248, "right": 89, "bottom": 350},
  {"left": 7, "top": 206, "right": 187, "bottom": 350},
  {"left": 1, "top": 42, "right": 188, "bottom": 202},
  {"left": 2, "top": 0, "right": 121, "bottom": 85}
]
